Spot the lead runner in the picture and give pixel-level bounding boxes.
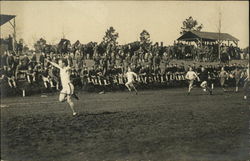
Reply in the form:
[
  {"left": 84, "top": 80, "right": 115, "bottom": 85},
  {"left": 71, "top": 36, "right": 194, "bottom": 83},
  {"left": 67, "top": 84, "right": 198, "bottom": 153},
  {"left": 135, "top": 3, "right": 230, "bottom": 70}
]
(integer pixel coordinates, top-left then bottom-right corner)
[{"left": 46, "top": 58, "right": 78, "bottom": 116}]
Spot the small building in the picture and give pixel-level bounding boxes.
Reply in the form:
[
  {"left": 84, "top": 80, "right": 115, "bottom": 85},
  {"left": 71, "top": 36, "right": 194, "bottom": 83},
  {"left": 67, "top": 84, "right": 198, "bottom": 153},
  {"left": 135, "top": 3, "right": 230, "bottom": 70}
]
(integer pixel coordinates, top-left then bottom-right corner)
[{"left": 177, "top": 31, "right": 239, "bottom": 46}]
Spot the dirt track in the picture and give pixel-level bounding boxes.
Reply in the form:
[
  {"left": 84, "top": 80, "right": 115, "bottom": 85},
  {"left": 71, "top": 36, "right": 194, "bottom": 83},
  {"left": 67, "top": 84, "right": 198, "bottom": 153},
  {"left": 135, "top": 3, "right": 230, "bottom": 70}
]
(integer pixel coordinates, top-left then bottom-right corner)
[{"left": 1, "top": 88, "right": 249, "bottom": 161}]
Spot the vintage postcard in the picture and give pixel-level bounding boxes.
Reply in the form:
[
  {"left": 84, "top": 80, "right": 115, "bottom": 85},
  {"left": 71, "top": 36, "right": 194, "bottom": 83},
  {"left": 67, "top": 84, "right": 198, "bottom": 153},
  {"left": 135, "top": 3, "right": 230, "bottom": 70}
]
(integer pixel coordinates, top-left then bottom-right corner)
[{"left": 0, "top": 1, "right": 249, "bottom": 161}]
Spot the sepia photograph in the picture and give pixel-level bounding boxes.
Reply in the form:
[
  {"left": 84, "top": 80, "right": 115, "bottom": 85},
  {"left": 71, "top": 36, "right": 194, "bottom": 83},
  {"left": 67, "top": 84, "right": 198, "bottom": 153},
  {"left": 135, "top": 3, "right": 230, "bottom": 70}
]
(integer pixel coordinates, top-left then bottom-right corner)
[{"left": 0, "top": 1, "right": 249, "bottom": 161}]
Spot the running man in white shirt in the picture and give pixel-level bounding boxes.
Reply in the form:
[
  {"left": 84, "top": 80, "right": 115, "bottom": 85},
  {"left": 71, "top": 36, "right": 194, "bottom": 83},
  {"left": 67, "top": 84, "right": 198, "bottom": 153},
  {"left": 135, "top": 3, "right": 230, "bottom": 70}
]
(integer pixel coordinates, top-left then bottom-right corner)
[
  {"left": 46, "top": 59, "right": 78, "bottom": 116},
  {"left": 125, "top": 67, "right": 138, "bottom": 94},
  {"left": 185, "top": 67, "right": 200, "bottom": 95}
]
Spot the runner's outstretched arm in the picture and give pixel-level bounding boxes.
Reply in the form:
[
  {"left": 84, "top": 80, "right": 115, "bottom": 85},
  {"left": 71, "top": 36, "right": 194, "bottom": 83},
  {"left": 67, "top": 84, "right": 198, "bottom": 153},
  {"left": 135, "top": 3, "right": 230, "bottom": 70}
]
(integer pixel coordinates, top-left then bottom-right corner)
[{"left": 46, "top": 59, "right": 61, "bottom": 69}]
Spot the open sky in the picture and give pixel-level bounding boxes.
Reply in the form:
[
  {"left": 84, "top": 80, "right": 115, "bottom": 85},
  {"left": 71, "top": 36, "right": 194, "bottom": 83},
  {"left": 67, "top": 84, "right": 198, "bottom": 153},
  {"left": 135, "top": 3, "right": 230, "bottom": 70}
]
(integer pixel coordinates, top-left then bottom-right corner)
[{"left": 0, "top": 1, "right": 249, "bottom": 48}]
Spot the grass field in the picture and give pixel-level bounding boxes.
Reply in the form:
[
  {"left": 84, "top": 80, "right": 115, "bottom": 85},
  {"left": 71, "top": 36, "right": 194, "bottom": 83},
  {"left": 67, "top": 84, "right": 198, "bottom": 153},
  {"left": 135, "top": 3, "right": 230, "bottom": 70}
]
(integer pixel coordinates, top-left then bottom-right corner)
[{"left": 1, "top": 88, "right": 249, "bottom": 161}]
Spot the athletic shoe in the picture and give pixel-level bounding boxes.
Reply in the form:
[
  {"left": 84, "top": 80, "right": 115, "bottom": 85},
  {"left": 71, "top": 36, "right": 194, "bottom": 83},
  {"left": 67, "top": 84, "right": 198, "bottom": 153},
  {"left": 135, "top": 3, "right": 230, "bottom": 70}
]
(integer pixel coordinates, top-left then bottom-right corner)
[
  {"left": 99, "top": 91, "right": 105, "bottom": 94},
  {"left": 209, "top": 90, "right": 213, "bottom": 95},
  {"left": 244, "top": 96, "right": 247, "bottom": 100},
  {"left": 73, "top": 112, "right": 77, "bottom": 116},
  {"left": 72, "top": 93, "right": 79, "bottom": 100}
]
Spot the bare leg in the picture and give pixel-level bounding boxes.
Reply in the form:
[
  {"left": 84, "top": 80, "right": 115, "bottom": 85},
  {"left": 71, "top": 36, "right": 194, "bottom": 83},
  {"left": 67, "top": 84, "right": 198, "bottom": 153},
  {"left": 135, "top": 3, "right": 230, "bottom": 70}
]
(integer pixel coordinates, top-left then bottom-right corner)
[
  {"left": 44, "top": 81, "right": 48, "bottom": 88},
  {"left": 12, "top": 80, "right": 17, "bottom": 88},
  {"left": 206, "top": 85, "right": 212, "bottom": 95},
  {"left": 33, "top": 74, "right": 36, "bottom": 82},
  {"left": 67, "top": 95, "right": 77, "bottom": 115},
  {"left": 27, "top": 76, "right": 31, "bottom": 84},
  {"left": 130, "top": 83, "right": 138, "bottom": 94},
  {"left": 188, "top": 80, "right": 193, "bottom": 95},
  {"left": 188, "top": 84, "right": 192, "bottom": 93},
  {"left": 125, "top": 82, "right": 131, "bottom": 91},
  {"left": 235, "top": 80, "right": 239, "bottom": 92},
  {"left": 59, "top": 93, "right": 67, "bottom": 102},
  {"left": 56, "top": 83, "right": 59, "bottom": 90},
  {"left": 235, "top": 86, "right": 239, "bottom": 92},
  {"left": 8, "top": 79, "right": 13, "bottom": 88},
  {"left": 243, "top": 81, "right": 249, "bottom": 100},
  {"left": 50, "top": 80, "right": 55, "bottom": 87}
]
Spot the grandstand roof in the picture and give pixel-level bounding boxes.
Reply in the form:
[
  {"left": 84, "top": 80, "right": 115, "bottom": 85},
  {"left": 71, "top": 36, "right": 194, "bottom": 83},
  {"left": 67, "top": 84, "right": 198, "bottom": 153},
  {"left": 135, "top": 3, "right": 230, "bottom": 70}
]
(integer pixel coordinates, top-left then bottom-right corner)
[
  {"left": 177, "top": 31, "right": 239, "bottom": 42},
  {"left": 0, "top": 14, "right": 16, "bottom": 26}
]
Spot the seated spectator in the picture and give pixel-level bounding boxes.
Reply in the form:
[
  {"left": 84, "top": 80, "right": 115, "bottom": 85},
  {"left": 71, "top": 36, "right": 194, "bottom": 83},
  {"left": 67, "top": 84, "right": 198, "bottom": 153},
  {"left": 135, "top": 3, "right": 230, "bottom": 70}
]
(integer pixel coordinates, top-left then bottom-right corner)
[
  {"left": 5, "top": 67, "right": 17, "bottom": 88},
  {"left": 41, "top": 66, "right": 52, "bottom": 89},
  {"left": 26, "top": 65, "right": 36, "bottom": 84}
]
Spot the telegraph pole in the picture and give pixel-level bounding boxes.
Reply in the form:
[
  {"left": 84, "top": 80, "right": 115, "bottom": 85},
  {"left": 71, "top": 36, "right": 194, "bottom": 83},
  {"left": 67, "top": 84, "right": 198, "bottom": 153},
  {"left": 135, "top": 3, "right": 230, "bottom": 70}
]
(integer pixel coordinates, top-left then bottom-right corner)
[
  {"left": 62, "top": 25, "right": 66, "bottom": 39},
  {"left": 13, "top": 18, "right": 16, "bottom": 46},
  {"left": 218, "top": 10, "right": 221, "bottom": 62}
]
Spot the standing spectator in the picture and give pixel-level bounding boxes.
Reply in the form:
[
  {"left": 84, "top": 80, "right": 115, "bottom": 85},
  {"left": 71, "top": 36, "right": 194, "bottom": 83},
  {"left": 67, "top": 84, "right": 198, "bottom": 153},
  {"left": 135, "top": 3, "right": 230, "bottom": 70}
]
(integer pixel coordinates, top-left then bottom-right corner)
[
  {"left": 76, "top": 52, "right": 84, "bottom": 69},
  {"left": 109, "top": 52, "right": 116, "bottom": 67},
  {"left": 7, "top": 52, "right": 15, "bottom": 69},
  {"left": 153, "top": 53, "right": 161, "bottom": 69},
  {"left": 39, "top": 52, "right": 46, "bottom": 65},
  {"left": 148, "top": 52, "right": 153, "bottom": 68},
  {"left": 30, "top": 52, "right": 37, "bottom": 67},
  {"left": 115, "top": 54, "right": 122, "bottom": 67},
  {"left": 67, "top": 54, "right": 73, "bottom": 67},
  {"left": 131, "top": 52, "right": 138, "bottom": 66},
  {"left": 93, "top": 53, "right": 101, "bottom": 68},
  {"left": 21, "top": 54, "right": 30, "bottom": 69},
  {"left": 1, "top": 51, "right": 8, "bottom": 68},
  {"left": 101, "top": 53, "right": 109, "bottom": 73},
  {"left": 13, "top": 56, "right": 20, "bottom": 71},
  {"left": 123, "top": 54, "right": 131, "bottom": 73},
  {"left": 162, "top": 52, "right": 170, "bottom": 67}
]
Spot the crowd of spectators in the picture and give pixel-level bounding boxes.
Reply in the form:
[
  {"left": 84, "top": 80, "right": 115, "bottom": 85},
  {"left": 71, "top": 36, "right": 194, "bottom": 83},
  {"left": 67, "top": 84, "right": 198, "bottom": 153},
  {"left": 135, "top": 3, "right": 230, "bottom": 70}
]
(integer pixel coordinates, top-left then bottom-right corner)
[
  {"left": 0, "top": 43, "right": 248, "bottom": 95},
  {"left": 170, "top": 41, "right": 245, "bottom": 62}
]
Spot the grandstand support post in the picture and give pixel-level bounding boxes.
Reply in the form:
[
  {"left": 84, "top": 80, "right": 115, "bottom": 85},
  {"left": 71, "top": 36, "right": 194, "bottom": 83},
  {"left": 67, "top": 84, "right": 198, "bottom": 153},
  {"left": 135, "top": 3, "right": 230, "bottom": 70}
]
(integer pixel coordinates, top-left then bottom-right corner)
[
  {"left": 8, "top": 17, "right": 17, "bottom": 53},
  {"left": 232, "top": 41, "right": 238, "bottom": 47}
]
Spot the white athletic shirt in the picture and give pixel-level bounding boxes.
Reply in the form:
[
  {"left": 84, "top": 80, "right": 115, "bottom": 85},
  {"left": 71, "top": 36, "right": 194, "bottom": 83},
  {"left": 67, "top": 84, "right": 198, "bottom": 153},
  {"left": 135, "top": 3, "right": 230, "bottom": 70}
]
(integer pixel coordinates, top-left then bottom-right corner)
[
  {"left": 60, "top": 67, "right": 71, "bottom": 87},
  {"left": 185, "top": 71, "right": 198, "bottom": 80},
  {"left": 50, "top": 61, "right": 71, "bottom": 88},
  {"left": 126, "top": 71, "right": 137, "bottom": 82}
]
